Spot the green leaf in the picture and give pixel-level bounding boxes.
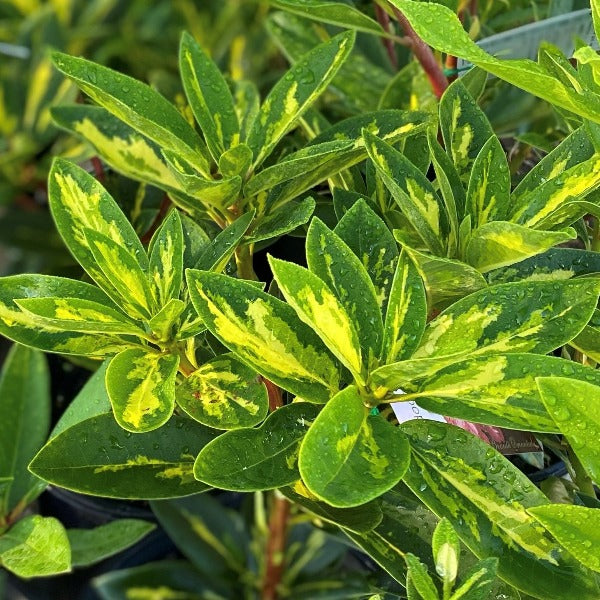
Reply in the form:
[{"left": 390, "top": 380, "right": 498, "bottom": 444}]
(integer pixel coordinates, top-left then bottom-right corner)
[
  {"left": 93, "top": 560, "right": 228, "bottom": 599},
  {"left": 387, "top": 0, "right": 600, "bottom": 124},
  {"left": 162, "top": 150, "right": 242, "bottom": 208},
  {"left": 465, "top": 222, "right": 576, "bottom": 273},
  {"left": 194, "top": 402, "right": 319, "bottom": 491},
  {"left": 234, "top": 80, "right": 260, "bottom": 142},
  {"left": 0, "top": 516, "right": 70, "bottom": 577},
  {"left": 448, "top": 558, "right": 498, "bottom": 600},
  {"left": 106, "top": 349, "right": 179, "bottom": 433},
  {"left": 0, "top": 346, "right": 49, "bottom": 516},
  {"left": 247, "top": 30, "right": 355, "bottom": 169},
  {"left": 51, "top": 105, "right": 184, "bottom": 194},
  {"left": 179, "top": 31, "right": 239, "bottom": 160},
  {"left": 382, "top": 251, "right": 427, "bottom": 364},
  {"left": 306, "top": 218, "right": 383, "bottom": 366},
  {"left": 570, "top": 309, "right": 600, "bottom": 361},
  {"left": 176, "top": 353, "right": 268, "bottom": 430},
  {"left": 528, "top": 504, "right": 600, "bottom": 573},
  {"left": 269, "top": 256, "right": 364, "bottom": 382},
  {"left": 334, "top": 199, "right": 399, "bottom": 311},
  {"left": 510, "top": 153, "right": 600, "bottom": 227},
  {"left": 51, "top": 51, "right": 210, "bottom": 175},
  {"left": 186, "top": 270, "right": 339, "bottom": 403},
  {"left": 15, "top": 297, "right": 144, "bottom": 336},
  {"left": 466, "top": 136, "right": 510, "bottom": 228},
  {"left": 364, "top": 131, "right": 446, "bottom": 255},
  {"left": 193, "top": 211, "right": 254, "bottom": 272},
  {"left": 408, "top": 353, "right": 600, "bottom": 432},
  {"left": 413, "top": 279, "right": 600, "bottom": 360},
  {"left": 68, "top": 519, "right": 156, "bottom": 568},
  {"left": 85, "top": 228, "right": 155, "bottom": 319},
  {"left": 404, "top": 553, "right": 439, "bottom": 600},
  {"left": 48, "top": 159, "right": 148, "bottom": 300},
  {"left": 432, "top": 518, "right": 460, "bottom": 585},
  {"left": 29, "top": 414, "right": 215, "bottom": 499},
  {"left": 246, "top": 197, "right": 315, "bottom": 243},
  {"left": 403, "top": 246, "right": 487, "bottom": 308},
  {"left": 537, "top": 377, "right": 600, "bottom": 484},
  {"left": 269, "top": 0, "right": 384, "bottom": 34},
  {"left": 149, "top": 299, "right": 187, "bottom": 342},
  {"left": 299, "top": 386, "right": 410, "bottom": 507},
  {"left": 0, "top": 274, "right": 133, "bottom": 357},
  {"left": 402, "top": 420, "right": 599, "bottom": 600},
  {"left": 344, "top": 486, "right": 438, "bottom": 585},
  {"left": 149, "top": 209, "right": 184, "bottom": 307},
  {"left": 280, "top": 482, "right": 383, "bottom": 533},
  {"left": 151, "top": 494, "right": 248, "bottom": 575},
  {"left": 438, "top": 79, "right": 494, "bottom": 181},
  {"left": 50, "top": 361, "right": 111, "bottom": 440}
]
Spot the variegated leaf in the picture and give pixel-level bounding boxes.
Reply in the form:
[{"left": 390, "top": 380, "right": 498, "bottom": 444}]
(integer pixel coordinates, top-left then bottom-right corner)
[
  {"left": 106, "top": 349, "right": 180, "bottom": 433},
  {"left": 85, "top": 229, "right": 155, "bottom": 319},
  {"left": 403, "top": 246, "right": 487, "bottom": 308},
  {"left": 48, "top": 159, "right": 148, "bottom": 299},
  {"left": 279, "top": 482, "right": 383, "bottom": 533},
  {"left": 439, "top": 79, "right": 494, "bottom": 181},
  {"left": 570, "top": 309, "right": 600, "bottom": 361},
  {"left": 51, "top": 105, "right": 183, "bottom": 193},
  {"left": 299, "top": 386, "right": 410, "bottom": 507},
  {"left": 334, "top": 199, "right": 398, "bottom": 312},
  {"left": 536, "top": 377, "right": 600, "bottom": 484},
  {"left": 193, "top": 211, "right": 254, "bottom": 272},
  {"left": 247, "top": 30, "right": 355, "bottom": 169},
  {"left": 486, "top": 247, "right": 600, "bottom": 285},
  {"left": 413, "top": 279, "right": 600, "bottom": 360},
  {"left": 269, "top": 256, "right": 364, "bottom": 382},
  {"left": 404, "top": 553, "right": 439, "bottom": 600},
  {"left": 512, "top": 127, "right": 594, "bottom": 200},
  {"left": 194, "top": 402, "right": 319, "bottom": 490},
  {"left": 510, "top": 153, "right": 600, "bottom": 227},
  {"left": 181, "top": 214, "right": 211, "bottom": 269},
  {"left": 408, "top": 353, "right": 600, "bottom": 432},
  {"left": 388, "top": 0, "right": 600, "bottom": 124},
  {"left": 306, "top": 218, "right": 383, "bottom": 367},
  {"left": 528, "top": 505, "right": 600, "bottom": 573},
  {"left": 364, "top": 131, "right": 447, "bottom": 255},
  {"left": 51, "top": 52, "right": 211, "bottom": 175},
  {"left": 0, "top": 346, "right": 49, "bottom": 517},
  {"left": 176, "top": 353, "right": 268, "bottom": 430},
  {"left": 402, "top": 420, "right": 599, "bottom": 600},
  {"left": 246, "top": 198, "right": 315, "bottom": 244},
  {"left": 148, "top": 299, "right": 187, "bottom": 343},
  {"left": 449, "top": 558, "right": 498, "bottom": 600},
  {"left": 466, "top": 136, "right": 510, "bottom": 228},
  {"left": 186, "top": 270, "right": 339, "bottom": 403},
  {"left": 234, "top": 80, "right": 260, "bottom": 141},
  {"left": 179, "top": 31, "right": 239, "bottom": 160},
  {"left": 269, "top": 0, "right": 384, "bottom": 34},
  {"left": 219, "top": 143, "right": 252, "bottom": 178},
  {"left": 149, "top": 210, "right": 184, "bottom": 307},
  {"left": 0, "top": 516, "right": 70, "bottom": 577},
  {"left": 162, "top": 150, "right": 241, "bottom": 209},
  {"left": 382, "top": 251, "right": 427, "bottom": 364},
  {"left": 14, "top": 297, "right": 144, "bottom": 336},
  {"left": 465, "top": 222, "right": 576, "bottom": 273},
  {"left": 0, "top": 274, "right": 133, "bottom": 357},
  {"left": 29, "top": 414, "right": 215, "bottom": 499}
]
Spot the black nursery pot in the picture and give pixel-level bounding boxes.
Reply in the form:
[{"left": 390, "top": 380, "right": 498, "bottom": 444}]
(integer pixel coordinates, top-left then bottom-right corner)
[{"left": 7, "top": 488, "right": 178, "bottom": 600}]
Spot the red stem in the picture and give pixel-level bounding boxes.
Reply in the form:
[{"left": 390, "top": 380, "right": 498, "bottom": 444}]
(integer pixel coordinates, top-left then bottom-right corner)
[
  {"left": 261, "top": 496, "right": 291, "bottom": 600},
  {"left": 375, "top": 4, "right": 398, "bottom": 70},
  {"left": 140, "top": 194, "right": 172, "bottom": 244},
  {"left": 391, "top": 5, "right": 449, "bottom": 98}
]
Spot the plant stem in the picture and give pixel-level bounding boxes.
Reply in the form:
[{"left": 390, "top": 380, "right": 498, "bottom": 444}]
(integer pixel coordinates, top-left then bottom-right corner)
[
  {"left": 261, "top": 494, "right": 291, "bottom": 600},
  {"left": 374, "top": 3, "right": 398, "bottom": 70},
  {"left": 140, "top": 194, "right": 172, "bottom": 244},
  {"left": 390, "top": 5, "right": 449, "bottom": 98},
  {"left": 566, "top": 443, "right": 596, "bottom": 498},
  {"left": 235, "top": 243, "right": 257, "bottom": 280}
]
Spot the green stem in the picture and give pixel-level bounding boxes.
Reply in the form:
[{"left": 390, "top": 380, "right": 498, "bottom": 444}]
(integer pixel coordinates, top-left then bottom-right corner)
[
  {"left": 566, "top": 444, "right": 596, "bottom": 498},
  {"left": 235, "top": 243, "right": 257, "bottom": 280}
]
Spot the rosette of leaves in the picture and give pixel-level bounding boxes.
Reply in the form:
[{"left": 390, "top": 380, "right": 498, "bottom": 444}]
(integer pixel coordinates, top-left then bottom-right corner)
[
  {"left": 0, "top": 345, "right": 155, "bottom": 579},
  {"left": 49, "top": 29, "right": 430, "bottom": 278},
  {"left": 358, "top": 74, "right": 600, "bottom": 308}
]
